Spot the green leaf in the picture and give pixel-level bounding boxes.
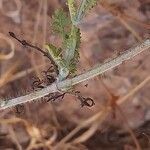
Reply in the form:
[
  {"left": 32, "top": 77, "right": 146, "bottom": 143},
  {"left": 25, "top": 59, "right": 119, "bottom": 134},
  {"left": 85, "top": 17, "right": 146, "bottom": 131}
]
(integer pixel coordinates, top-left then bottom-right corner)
[
  {"left": 83, "top": 0, "right": 97, "bottom": 13},
  {"left": 76, "top": 0, "right": 98, "bottom": 23},
  {"left": 52, "top": 9, "right": 71, "bottom": 38},
  {"left": 45, "top": 44, "right": 69, "bottom": 80},
  {"left": 67, "top": 0, "right": 77, "bottom": 24},
  {"left": 45, "top": 44, "right": 62, "bottom": 59},
  {"left": 43, "top": 1, "right": 98, "bottom": 79},
  {"left": 64, "top": 25, "right": 81, "bottom": 74}
]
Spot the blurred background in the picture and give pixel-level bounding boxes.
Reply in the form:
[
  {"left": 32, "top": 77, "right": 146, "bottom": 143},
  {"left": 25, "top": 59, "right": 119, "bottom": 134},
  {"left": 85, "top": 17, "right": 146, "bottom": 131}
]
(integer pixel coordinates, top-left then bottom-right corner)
[{"left": 0, "top": 0, "right": 150, "bottom": 149}]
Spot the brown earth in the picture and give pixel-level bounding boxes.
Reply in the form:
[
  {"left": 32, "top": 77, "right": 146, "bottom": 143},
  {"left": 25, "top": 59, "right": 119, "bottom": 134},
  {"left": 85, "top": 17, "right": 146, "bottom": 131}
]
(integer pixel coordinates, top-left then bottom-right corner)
[{"left": 0, "top": 0, "right": 150, "bottom": 149}]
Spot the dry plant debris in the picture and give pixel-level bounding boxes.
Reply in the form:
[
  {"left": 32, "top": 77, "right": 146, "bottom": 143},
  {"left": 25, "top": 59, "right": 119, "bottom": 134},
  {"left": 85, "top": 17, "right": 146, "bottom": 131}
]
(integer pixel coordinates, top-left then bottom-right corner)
[{"left": 0, "top": 0, "right": 150, "bottom": 149}]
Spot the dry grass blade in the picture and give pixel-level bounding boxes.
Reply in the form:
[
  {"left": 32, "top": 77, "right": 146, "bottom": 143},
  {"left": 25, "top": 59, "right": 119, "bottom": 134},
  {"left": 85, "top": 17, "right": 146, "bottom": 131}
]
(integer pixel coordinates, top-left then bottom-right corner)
[
  {"left": 119, "top": 18, "right": 142, "bottom": 42},
  {"left": 0, "top": 33, "right": 15, "bottom": 60},
  {"left": 118, "top": 75, "right": 150, "bottom": 105},
  {"left": 0, "top": 117, "right": 42, "bottom": 150},
  {"left": 42, "top": 0, "right": 48, "bottom": 45},
  {"left": 0, "top": 0, "right": 21, "bottom": 23},
  {"left": 55, "top": 76, "right": 150, "bottom": 149},
  {"left": 117, "top": 106, "right": 142, "bottom": 150},
  {"left": 8, "top": 126, "right": 23, "bottom": 150},
  {"left": 0, "top": 63, "right": 49, "bottom": 88},
  {"left": 101, "top": 1, "right": 142, "bottom": 42},
  {"left": 0, "top": 118, "right": 28, "bottom": 129},
  {"left": 72, "top": 121, "right": 100, "bottom": 144},
  {"left": 30, "top": 0, "right": 43, "bottom": 79},
  {"left": 53, "top": 107, "right": 109, "bottom": 149},
  {"left": 123, "top": 14, "right": 150, "bottom": 30},
  {"left": 46, "top": 128, "right": 58, "bottom": 145},
  {"left": 0, "top": 61, "right": 19, "bottom": 87},
  {"left": 1, "top": 1, "right": 149, "bottom": 149},
  {"left": 99, "top": 77, "right": 142, "bottom": 149}
]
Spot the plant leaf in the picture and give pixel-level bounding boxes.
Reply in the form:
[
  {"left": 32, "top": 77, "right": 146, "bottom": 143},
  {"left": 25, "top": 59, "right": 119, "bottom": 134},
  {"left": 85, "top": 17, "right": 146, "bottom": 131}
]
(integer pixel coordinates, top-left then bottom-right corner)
[
  {"left": 83, "top": 0, "right": 97, "bottom": 13},
  {"left": 67, "top": 0, "right": 77, "bottom": 24},
  {"left": 45, "top": 44, "right": 62, "bottom": 59},
  {"left": 45, "top": 44, "right": 69, "bottom": 80},
  {"left": 64, "top": 25, "right": 81, "bottom": 74},
  {"left": 76, "top": 0, "right": 98, "bottom": 23},
  {"left": 52, "top": 9, "right": 71, "bottom": 38}
]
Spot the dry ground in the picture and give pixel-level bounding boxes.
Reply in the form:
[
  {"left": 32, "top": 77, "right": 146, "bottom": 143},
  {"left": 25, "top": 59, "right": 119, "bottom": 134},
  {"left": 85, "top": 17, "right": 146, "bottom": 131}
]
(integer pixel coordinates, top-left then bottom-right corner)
[{"left": 0, "top": 0, "right": 150, "bottom": 149}]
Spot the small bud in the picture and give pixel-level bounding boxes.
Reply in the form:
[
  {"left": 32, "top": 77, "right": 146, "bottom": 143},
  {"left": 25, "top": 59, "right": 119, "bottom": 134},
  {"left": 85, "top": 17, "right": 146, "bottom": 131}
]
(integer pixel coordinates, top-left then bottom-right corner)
[{"left": 9, "top": 32, "right": 15, "bottom": 38}]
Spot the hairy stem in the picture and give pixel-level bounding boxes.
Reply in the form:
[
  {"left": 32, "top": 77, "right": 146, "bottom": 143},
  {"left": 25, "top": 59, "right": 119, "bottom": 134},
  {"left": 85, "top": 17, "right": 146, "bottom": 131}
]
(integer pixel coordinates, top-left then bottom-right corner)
[
  {"left": 67, "top": 0, "right": 76, "bottom": 24},
  {"left": 58, "top": 39, "right": 150, "bottom": 89},
  {"left": 0, "top": 39, "right": 150, "bottom": 110},
  {"left": 75, "top": 0, "right": 86, "bottom": 24},
  {"left": 0, "top": 83, "right": 58, "bottom": 110}
]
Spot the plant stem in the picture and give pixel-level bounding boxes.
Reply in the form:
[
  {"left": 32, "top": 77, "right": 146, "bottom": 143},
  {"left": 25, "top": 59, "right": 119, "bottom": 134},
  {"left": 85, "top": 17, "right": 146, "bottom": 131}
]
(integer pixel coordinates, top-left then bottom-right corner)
[
  {"left": 67, "top": 0, "right": 76, "bottom": 24},
  {"left": 0, "top": 83, "right": 58, "bottom": 110},
  {"left": 0, "top": 39, "right": 150, "bottom": 110},
  {"left": 58, "top": 39, "right": 150, "bottom": 89},
  {"left": 75, "top": 0, "right": 87, "bottom": 24}
]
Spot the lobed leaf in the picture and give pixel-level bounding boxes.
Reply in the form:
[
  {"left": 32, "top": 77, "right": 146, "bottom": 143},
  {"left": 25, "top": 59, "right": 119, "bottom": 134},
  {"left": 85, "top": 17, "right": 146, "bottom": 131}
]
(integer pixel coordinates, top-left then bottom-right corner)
[
  {"left": 45, "top": 44, "right": 62, "bottom": 59},
  {"left": 84, "top": 0, "right": 97, "bottom": 13},
  {"left": 51, "top": 9, "right": 71, "bottom": 38},
  {"left": 64, "top": 25, "right": 81, "bottom": 74},
  {"left": 76, "top": 0, "right": 98, "bottom": 23},
  {"left": 67, "top": 0, "right": 77, "bottom": 23},
  {"left": 45, "top": 44, "right": 69, "bottom": 80}
]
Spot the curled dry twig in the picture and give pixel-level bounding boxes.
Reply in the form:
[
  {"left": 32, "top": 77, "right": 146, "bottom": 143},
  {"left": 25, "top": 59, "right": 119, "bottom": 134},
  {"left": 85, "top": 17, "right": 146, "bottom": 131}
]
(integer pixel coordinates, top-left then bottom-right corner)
[
  {"left": 75, "top": 91, "right": 95, "bottom": 107},
  {"left": 53, "top": 106, "right": 109, "bottom": 149},
  {"left": 0, "top": 33, "right": 15, "bottom": 60},
  {"left": 0, "top": 39, "right": 150, "bottom": 110},
  {"left": 0, "top": 61, "right": 19, "bottom": 87},
  {"left": 0, "top": 0, "right": 22, "bottom": 23}
]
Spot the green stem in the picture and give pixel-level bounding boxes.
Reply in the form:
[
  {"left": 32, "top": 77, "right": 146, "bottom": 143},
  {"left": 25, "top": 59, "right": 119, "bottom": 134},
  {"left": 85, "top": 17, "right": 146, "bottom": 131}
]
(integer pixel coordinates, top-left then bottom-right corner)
[
  {"left": 0, "top": 39, "right": 150, "bottom": 110},
  {"left": 58, "top": 39, "right": 150, "bottom": 89},
  {"left": 67, "top": 0, "right": 76, "bottom": 24},
  {"left": 64, "top": 25, "right": 77, "bottom": 64},
  {"left": 75, "top": 0, "right": 86, "bottom": 24}
]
